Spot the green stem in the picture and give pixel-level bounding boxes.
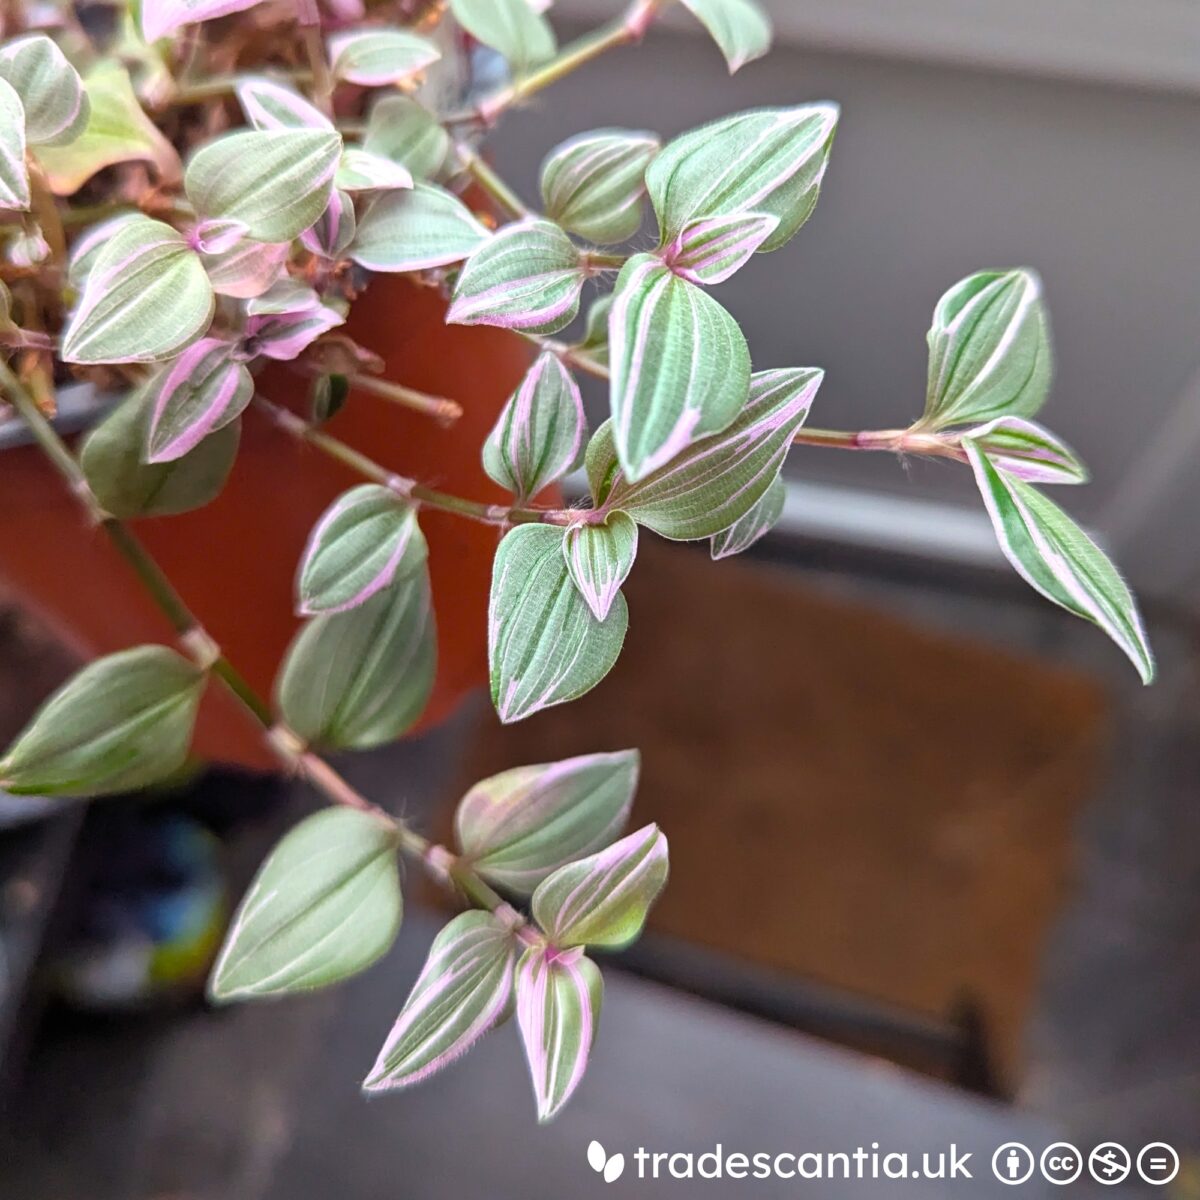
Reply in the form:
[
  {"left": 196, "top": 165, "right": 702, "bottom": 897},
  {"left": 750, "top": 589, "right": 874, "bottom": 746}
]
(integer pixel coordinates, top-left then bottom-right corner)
[
  {"left": 472, "top": 0, "right": 670, "bottom": 123},
  {"left": 343, "top": 372, "right": 463, "bottom": 426},
  {"left": 254, "top": 395, "right": 577, "bottom": 526},
  {"left": 169, "top": 68, "right": 314, "bottom": 106},
  {"left": 520, "top": 332, "right": 611, "bottom": 381},
  {"left": 456, "top": 143, "right": 529, "bottom": 220},
  {"left": 0, "top": 359, "right": 521, "bottom": 922}
]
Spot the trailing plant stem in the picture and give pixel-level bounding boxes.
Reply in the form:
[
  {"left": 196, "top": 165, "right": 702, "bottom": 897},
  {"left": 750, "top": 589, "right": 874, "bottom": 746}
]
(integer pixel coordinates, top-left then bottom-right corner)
[
  {"left": 0, "top": 361, "right": 525, "bottom": 925},
  {"left": 254, "top": 395, "right": 577, "bottom": 526},
  {"left": 341, "top": 372, "right": 463, "bottom": 425},
  {"left": 456, "top": 144, "right": 529, "bottom": 221}
]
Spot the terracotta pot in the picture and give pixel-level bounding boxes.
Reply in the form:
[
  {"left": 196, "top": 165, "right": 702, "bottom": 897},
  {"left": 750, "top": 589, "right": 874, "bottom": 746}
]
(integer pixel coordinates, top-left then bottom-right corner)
[{"left": 0, "top": 277, "right": 531, "bottom": 772}]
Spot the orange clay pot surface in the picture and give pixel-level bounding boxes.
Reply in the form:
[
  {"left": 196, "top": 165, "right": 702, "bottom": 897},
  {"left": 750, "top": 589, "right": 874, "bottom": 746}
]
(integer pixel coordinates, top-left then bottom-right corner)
[{"left": 0, "top": 277, "right": 533, "bottom": 771}]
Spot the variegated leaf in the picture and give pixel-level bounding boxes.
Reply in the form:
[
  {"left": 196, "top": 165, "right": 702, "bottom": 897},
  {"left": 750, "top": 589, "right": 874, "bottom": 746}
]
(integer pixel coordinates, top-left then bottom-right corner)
[
  {"left": 143, "top": 0, "right": 263, "bottom": 42},
  {"left": 82, "top": 386, "right": 240, "bottom": 519},
  {"left": 244, "top": 301, "right": 344, "bottom": 361},
  {"left": 300, "top": 188, "right": 356, "bottom": 259},
  {"left": 663, "top": 211, "right": 778, "bottom": 286},
  {"left": 349, "top": 183, "right": 490, "bottom": 273},
  {"left": 296, "top": 485, "right": 426, "bottom": 616},
  {"left": 448, "top": 219, "right": 586, "bottom": 335},
  {"left": 678, "top": 0, "right": 772, "bottom": 73},
  {"left": 451, "top": 0, "right": 556, "bottom": 74},
  {"left": 202, "top": 235, "right": 289, "bottom": 298},
  {"left": 363, "top": 95, "right": 450, "bottom": 181},
  {"left": 967, "top": 443, "right": 1152, "bottom": 683},
  {"left": 329, "top": 28, "right": 441, "bottom": 86},
  {"left": 574, "top": 293, "right": 613, "bottom": 369},
  {"left": 515, "top": 945, "right": 602, "bottom": 1123},
  {"left": 482, "top": 352, "right": 585, "bottom": 500},
  {"left": 61, "top": 216, "right": 214, "bottom": 364},
  {"left": 710, "top": 471, "right": 785, "bottom": 559},
  {"left": 7, "top": 230, "right": 48, "bottom": 268},
  {"left": 563, "top": 512, "right": 638, "bottom": 622},
  {"left": 532, "top": 824, "right": 668, "bottom": 950},
  {"left": 489, "top": 524, "right": 627, "bottom": 724},
  {"left": 245, "top": 278, "right": 320, "bottom": 316},
  {"left": 276, "top": 573, "right": 437, "bottom": 749},
  {"left": 185, "top": 129, "right": 342, "bottom": 243},
  {"left": 362, "top": 911, "right": 517, "bottom": 1092},
  {"left": 540, "top": 129, "right": 659, "bottom": 245},
  {"left": 589, "top": 367, "right": 822, "bottom": 539},
  {"left": 236, "top": 76, "right": 332, "bottom": 132},
  {"left": 645, "top": 104, "right": 838, "bottom": 252},
  {"left": 146, "top": 337, "right": 252, "bottom": 463},
  {"left": 189, "top": 217, "right": 248, "bottom": 255},
  {"left": 609, "top": 253, "right": 750, "bottom": 482},
  {"left": 924, "top": 269, "right": 1052, "bottom": 428},
  {"left": 208, "top": 808, "right": 403, "bottom": 1002},
  {"left": 962, "top": 416, "right": 1086, "bottom": 485},
  {"left": 68, "top": 212, "right": 141, "bottom": 287},
  {"left": 336, "top": 147, "right": 413, "bottom": 193},
  {"left": 455, "top": 749, "right": 639, "bottom": 892},
  {"left": 0, "top": 34, "right": 89, "bottom": 146},
  {"left": 0, "top": 78, "right": 29, "bottom": 210},
  {"left": 0, "top": 646, "right": 205, "bottom": 797},
  {"left": 33, "top": 64, "right": 181, "bottom": 195}
]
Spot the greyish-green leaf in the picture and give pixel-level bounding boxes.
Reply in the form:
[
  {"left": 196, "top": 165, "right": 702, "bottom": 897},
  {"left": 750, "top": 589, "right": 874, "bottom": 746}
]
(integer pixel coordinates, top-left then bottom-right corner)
[
  {"left": 276, "top": 574, "right": 436, "bottom": 749},
  {"left": 0, "top": 78, "right": 30, "bottom": 210},
  {"left": 489, "top": 524, "right": 628, "bottom": 724},
  {"left": 967, "top": 443, "right": 1153, "bottom": 683},
  {"left": 588, "top": 367, "right": 822, "bottom": 540},
  {"left": 296, "top": 485, "right": 427, "bottom": 616},
  {"left": 0, "top": 34, "right": 89, "bottom": 146},
  {"left": 0, "top": 646, "right": 206, "bottom": 797},
  {"left": 563, "top": 512, "right": 638, "bottom": 622},
  {"left": 710, "top": 471, "right": 786, "bottom": 559},
  {"left": 923, "top": 269, "right": 1052, "bottom": 428},
  {"left": 645, "top": 104, "right": 838, "bottom": 251},
  {"left": 61, "top": 216, "right": 214, "bottom": 365},
  {"left": 208, "top": 808, "right": 403, "bottom": 1002},
  {"left": 609, "top": 253, "right": 751, "bottom": 482},
  {"left": 349, "top": 183, "right": 490, "bottom": 273},
  {"left": 677, "top": 0, "right": 773, "bottom": 72},
  {"left": 185, "top": 129, "right": 342, "bottom": 243},
  {"left": 540, "top": 129, "right": 659, "bottom": 245},
  {"left": 81, "top": 386, "right": 240, "bottom": 519},
  {"left": 450, "top": 0, "right": 556, "bottom": 74},
  {"left": 363, "top": 95, "right": 450, "bottom": 181},
  {"left": 455, "top": 749, "right": 639, "bottom": 893}
]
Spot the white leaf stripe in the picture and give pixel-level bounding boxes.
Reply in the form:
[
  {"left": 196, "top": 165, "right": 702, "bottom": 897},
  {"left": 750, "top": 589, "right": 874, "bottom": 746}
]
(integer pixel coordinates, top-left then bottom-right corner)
[
  {"left": 563, "top": 513, "right": 638, "bottom": 622},
  {"left": 363, "top": 911, "right": 516, "bottom": 1091},
  {"left": 146, "top": 337, "right": 252, "bottom": 462},
  {"left": 710, "top": 471, "right": 786, "bottom": 559},
  {"left": 532, "top": 824, "right": 668, "bottom": 949},
  {"left": 483, "top": 353, "right": 585, "bottom": 500},
  {"left": 236, "top": 76, "right": 332, "bottom": 132},
  {"left": 0, "top": 34, "right": 89, "bottom": 146},
  {"left": 489, "top": 525, "right": 627, "bottom": 724},
  {"left": 455, "top": 750, "right": 639, "bottom": 893},
  {"left": 610, "top": 254, "right": 750, "bottom": 481},
  {"left": 0, "top": 77, "right": 30, "bottom": 210},
  {"left": 328, "top": 29, "right": 441, "bottom": 86},
  {"left": 349, "top": 183, "right": 490, "bottom": 273},
  {"left": 665, "top": 211, "right": 779, "bottom": 286},
  {"left": 516, "top": 946, "right": 602, "bottom": 1122},
  {"left": 593, "top": 368, "right": 821, "bottom": 540},
  {"left": 678, "top": 0, "right": 773, "bottom": 72},
  {"left": 963, "top": 416, "right": 1086, "bottom": 485},
  {"left": 967, "top": 443, "right": 1153, "bottom": 683}
]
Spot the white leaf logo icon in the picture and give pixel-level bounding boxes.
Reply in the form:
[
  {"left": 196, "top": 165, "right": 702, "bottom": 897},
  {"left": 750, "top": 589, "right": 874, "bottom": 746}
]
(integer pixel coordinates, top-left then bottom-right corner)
[
  {"left": 604, "top": 1153, "right": 626, "bottom": 1182},
  {"left": 587, "top": 1141, "right": 607, "bottom": 1173}
]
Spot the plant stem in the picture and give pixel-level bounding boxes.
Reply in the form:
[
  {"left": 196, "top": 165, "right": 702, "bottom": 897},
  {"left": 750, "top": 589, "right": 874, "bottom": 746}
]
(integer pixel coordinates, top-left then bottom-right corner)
[
  {"left": 792, "top": 426, "right": 966, "bottom": 461},
  {"left": 470, "top": 0, "right": 670, "bottom": 124},
  {"left": 345, "top": 372, "right": 463, "bottom": 425},
  {"left": 455, "top": 143, "right": 529, "bottom": 221},
  {"left": 254, "top": 395, "right": 577, "bottom": 526},
  {"left": 0, "top": 359, "right": 520, "bottom": 922},
  {"left": 169, "top": 69, "right": 314, "bottom": 106},
  {"left": 521, "top": 332, "right": 611, "bottom": 381}
]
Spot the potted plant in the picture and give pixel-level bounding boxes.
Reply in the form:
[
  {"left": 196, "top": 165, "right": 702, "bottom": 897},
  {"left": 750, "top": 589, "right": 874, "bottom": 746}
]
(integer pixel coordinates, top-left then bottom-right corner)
[{"left": 0, "top": 0, "right": 1152, "bottom": 1124}]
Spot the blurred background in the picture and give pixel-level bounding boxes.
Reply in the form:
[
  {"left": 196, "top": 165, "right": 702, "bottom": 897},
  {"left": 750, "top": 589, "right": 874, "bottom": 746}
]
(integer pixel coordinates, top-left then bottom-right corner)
[{"left": 2, "top": 1, "right": 1199, "bottom": 1196}]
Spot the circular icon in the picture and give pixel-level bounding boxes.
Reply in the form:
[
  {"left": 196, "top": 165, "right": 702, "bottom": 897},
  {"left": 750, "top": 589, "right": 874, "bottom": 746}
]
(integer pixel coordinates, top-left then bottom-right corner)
[
  {"left": 1040, "top": 1142, "right": 1083, "bottom": 1185},
  {"left": 992, "top": 1143, "right": 1035, "bottom": 1186},
  {"left": 1137, "top": 1143, "right": 1180, "bottom": 1186},
  {"left": 1088, "top": 1143, "right": 1131, "bottom": 1185}
]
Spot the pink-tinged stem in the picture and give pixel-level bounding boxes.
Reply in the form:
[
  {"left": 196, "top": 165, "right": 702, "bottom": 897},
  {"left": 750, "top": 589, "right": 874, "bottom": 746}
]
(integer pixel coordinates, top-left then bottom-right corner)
[
  {"left": 792, "top": 426, "right": 968, "bottom": 462},
  {"left": 0, "top": 360, "right": 534, "bottom": 929},
  {"left": 254, "top": 394, "right": 578, "bottom": 527},
  {"left": 454, "top": 0, "right": 670, "bottom": 125}
]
